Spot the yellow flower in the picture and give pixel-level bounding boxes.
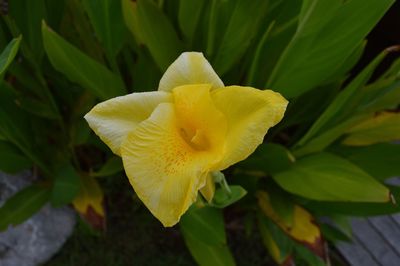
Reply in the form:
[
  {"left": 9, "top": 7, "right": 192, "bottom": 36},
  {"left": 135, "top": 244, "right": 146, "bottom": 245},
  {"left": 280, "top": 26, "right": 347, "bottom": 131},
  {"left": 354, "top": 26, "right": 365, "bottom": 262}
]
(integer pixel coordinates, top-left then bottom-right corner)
[{"left": 85, "top": 52, "right": 288, "bottom": 226}]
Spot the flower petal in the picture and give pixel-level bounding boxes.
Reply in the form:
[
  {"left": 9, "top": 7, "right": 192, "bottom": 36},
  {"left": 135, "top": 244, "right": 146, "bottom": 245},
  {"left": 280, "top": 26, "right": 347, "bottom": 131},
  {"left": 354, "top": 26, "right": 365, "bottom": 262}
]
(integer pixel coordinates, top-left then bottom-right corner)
[
  {"left": 211, "top": 86, "right": 288, "bottom": 170},
  {"left": 85, "top": 91, "right": 171, "bottom": 155},
  {"left": 200, "top": 173, "right": 215, "bottom": 203},
  {"left": 158, "top": 52, "right": 224, "bottom": 92},
  {"left": 121, "top": 103, "right": 218, "bottom": 226}
]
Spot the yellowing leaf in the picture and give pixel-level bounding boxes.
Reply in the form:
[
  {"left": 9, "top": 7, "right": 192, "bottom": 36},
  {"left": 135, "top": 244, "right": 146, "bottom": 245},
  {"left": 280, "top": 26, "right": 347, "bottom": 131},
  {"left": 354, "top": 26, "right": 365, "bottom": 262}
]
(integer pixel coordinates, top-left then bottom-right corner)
[
  {"left": 343, "top": 112, "right": 400, "bottom": 146},
  {"left": 73, "top": 175, "right": 104, "bottom": 217},
  {"left": 257, "top": 191, "right": 320, "bottom": 245}
]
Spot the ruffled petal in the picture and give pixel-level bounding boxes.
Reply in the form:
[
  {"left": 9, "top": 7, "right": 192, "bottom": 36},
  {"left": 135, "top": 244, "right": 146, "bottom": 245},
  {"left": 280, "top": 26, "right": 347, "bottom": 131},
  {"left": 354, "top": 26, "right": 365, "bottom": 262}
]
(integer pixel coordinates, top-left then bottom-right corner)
[
  {"left": 121, "top": 103, "right": 218, "bottom": 226},
  {"left": 84, "top": 91, "right": 171, "bottom": 155},
  {"left": 158, "top": 52, "right": 224, "bottom": 92},
  {"left": 211, "top": 86, "right": 288, "bottom": 170}
]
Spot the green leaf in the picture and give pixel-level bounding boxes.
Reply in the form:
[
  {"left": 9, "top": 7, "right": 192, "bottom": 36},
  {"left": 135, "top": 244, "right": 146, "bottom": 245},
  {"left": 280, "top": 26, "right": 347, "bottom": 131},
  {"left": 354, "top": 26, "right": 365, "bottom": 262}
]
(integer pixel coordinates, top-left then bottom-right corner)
[
  {"left": 181, "top": 229, "right": 236, "bottom": 266},
  {"left": 212, "top": 185, "right": 247, "bottom": 208},
  {"left": 239, "top": 143, "right": 295, "bottom": 175},
  {"left": 180, "top": 206, "right": 235, "bottom": 266},
  {"left": 9, "top": 0, "right": 45, "bottom": 61},
  {"left": 247, "top": 0, "right": 301, "bottom": 88},
  {"left": 82, "top": 0, "right": 125, "bottom": 57},
  {"left": 212, "top": 0, "right": 268, "bottom": 75},
  {"left": 92, "top": 156, "right": 123, "bottom": 177},
  {"left": 0, "top": 184, "right": 50, "bottom": 231},
  {"left": 268, "top": 0, "right": 394, "bottom": 98},
  {"left": 342, "top": 112, "right": 400, "bottom": 146},
  {"left": 0, "top": 82, "right": 49, "bottom": 175},
  {"left": 122, "top": 0, "right": 144, "bottom": 44},
  {"left": 180, "top": 206, "right": 226, "bottom": 245},
  {"left": 294, "top": 49, "right": 388, "bottom": 155},
  {"left": 51, "top": 164, "right": 81, "bottom": 207},
  {"left": 319, "top": 223, "right": 351, "bottom": 243},
  {"left": 304, "top": 185, "right": 400, "bottom": 216},
  {"left": 42, "top": 21, "right": 126, "bottom": 100},
  {"left": 0, "top": 36, "right": 22, "bottom": 76},
  {"left": 293, "top": 242, "right": 325, "bottom": 266},
  {"left": 273, "top": 152, "right": 390, "bottom": 202},
  {"left": 16, "top": 97, "right": 60, "bottom": 119},
  {"left": 178, "top": 0, "right": 205, "bottom": 45},
  {"left": 330, "top": 143, "right": 400, "bottom": 181},
  {"left": 136, "top": 0, "right": 183, "bottom": 71},
  {"left": 0, "top": 141, "right": 31, "bottom": 173}
]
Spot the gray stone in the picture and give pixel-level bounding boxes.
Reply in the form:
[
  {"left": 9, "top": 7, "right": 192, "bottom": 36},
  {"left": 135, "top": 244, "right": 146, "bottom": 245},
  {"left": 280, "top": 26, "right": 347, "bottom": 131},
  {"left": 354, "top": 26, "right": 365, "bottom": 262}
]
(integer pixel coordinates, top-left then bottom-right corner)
[{"left": 0, "top": 171, "right": 76, "bottom": 266}]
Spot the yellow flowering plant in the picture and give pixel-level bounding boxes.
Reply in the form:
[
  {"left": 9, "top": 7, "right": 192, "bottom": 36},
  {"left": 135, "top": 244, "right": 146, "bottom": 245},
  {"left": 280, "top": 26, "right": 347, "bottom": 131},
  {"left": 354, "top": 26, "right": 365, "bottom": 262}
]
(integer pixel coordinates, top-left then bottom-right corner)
[
  {"left": 0, "top": 0, "right": 399, "bottom": 265},
  {"left": 85, "top": 52, "right": 288, "bottom": 226}
]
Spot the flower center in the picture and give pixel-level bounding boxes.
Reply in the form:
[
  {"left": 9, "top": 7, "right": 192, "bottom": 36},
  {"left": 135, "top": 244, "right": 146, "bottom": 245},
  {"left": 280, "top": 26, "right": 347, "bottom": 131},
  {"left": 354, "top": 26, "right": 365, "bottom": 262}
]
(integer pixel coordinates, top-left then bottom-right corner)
[{"left": 180, "top": 128, "right": 209, "bottom": 150}]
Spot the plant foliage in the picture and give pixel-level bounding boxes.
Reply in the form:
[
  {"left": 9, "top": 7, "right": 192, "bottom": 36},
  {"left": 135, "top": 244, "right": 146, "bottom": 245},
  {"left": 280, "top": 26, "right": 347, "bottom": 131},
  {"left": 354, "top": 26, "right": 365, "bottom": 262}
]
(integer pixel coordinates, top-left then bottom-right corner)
[{"left": 0, "top": 0, "right": 399, "bottom": 265}]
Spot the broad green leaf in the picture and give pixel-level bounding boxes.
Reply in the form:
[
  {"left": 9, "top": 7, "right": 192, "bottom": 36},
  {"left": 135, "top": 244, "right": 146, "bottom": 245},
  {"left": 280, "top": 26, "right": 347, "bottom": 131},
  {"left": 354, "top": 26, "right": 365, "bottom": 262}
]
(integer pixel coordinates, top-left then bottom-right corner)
[
  {"left": 180, "top": 206, "right": 235, "bottom": 266},
  {"left": 360, "top": 78, "right": 400, "bottom": 114},
  {"left": 343, "top": 112, "right": 400, "bottom": 146},
  {"left": 92, "top": 156, "right": 123, "bottom": 177},
  {"left": 239, "top": 143, "right": 295, "bottom": 175},
  {"left": 293, "top": 115, "right": 367, "bottom": 157},
  {"left": 247, "top": 0, "right": 301, "bottom": 88},
  {"left": 330, "top": 143, "right": 400, "bottom": 181},
  {"left": 51, "top": 164, "right": 81, "bottom": 207},
  {"left": 16, "top": 97, "right": 60, "bottom": 119},
  {"left": 211, "top": 185, "right": 247, "bottom": 208},
  {"left": 9, "top": 0, "right": 45, "bottom": 61},
  {"left": 212, "top": 0, "right": 268, "bottom": 75},
  {"left": 42, "top": 21, "right": 126, "bottom": 100},
  {"left": 273, "top": 153, "right": 390, "bottom": 202},
  {"left": 178, "top": 0, "right": 205, "bottom": 45},
  {"left": 267, "top": 0, "right": 394, "bottom": 98},
  {"left": 319, "top": 223, "right": 351, "bottom": 243},
  {"left": 180, "top": 206, "right": 226, "bottom": 245},
  {"left": 304, "top": 185, "right": 400, "bottom": 216},
  {"left": 82, "top": 0, "right": 125, "bottom": 57},
  {"left": 0, "top": 36, "right": 22, "bottom": 76},
  {"left": 135, "top": 0, "right": 183, "bottom": 71},
  {"left": 122, "top": 0, "right": 144, "bottom": 44},
  {"left": 0, "top": 82, "right": 49, "bottom": 174},
  {"left": 0, "top": 184, "right": 50, "bottom": 231},
  {"left": 0, "top": 141, "right": 31, "bottom": 173},
  {"left": 297, "top": 48, "right": 387, "bottom": 153},
  {"left": 293, "top": 243, "right": 325, "bottom": 266},
  {"left": 181, "top": 228, "right": 236, "bottom": 266}
]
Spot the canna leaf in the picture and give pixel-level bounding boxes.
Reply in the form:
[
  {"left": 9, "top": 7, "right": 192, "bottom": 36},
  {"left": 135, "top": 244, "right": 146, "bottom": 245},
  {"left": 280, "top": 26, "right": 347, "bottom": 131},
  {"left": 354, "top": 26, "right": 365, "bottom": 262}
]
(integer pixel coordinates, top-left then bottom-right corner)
[
  {"left": 268, "top": 0, "right": 394, "bottom": 98},
  {"left": 330, "top": 143, "right": 400, "bottom": 181},
  {"left": 0, "top": 141, "right": 31, "bottom": 174},
  {"left": 212, "top": 0, "right": 268, "bottom": 75},
  {"left": 342, "top": 112, "right": 400, "bottom": 146},
  {"left": 273, "top": 153, "right": 390, "bottom": 202},
  {"left": 0, "top": 36, "right": 22, "bottom": 77},
  {"left": 0, "top": 184, "right": 50, "bottom": 231},
  {"left": 51, "top": 164, "right": 81, "bottom": 207},
  {"left": 180, "top": 206, "right": 235, "bottom": 266},
  {"left": 135, "top": 0, "right": 183, "bottom": 71},
  {"left": 82, "top": 0, "right": 126, "bottom": 57},
  {"left": 42, "top": 21, "right": 126, "bottom": 100}
]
